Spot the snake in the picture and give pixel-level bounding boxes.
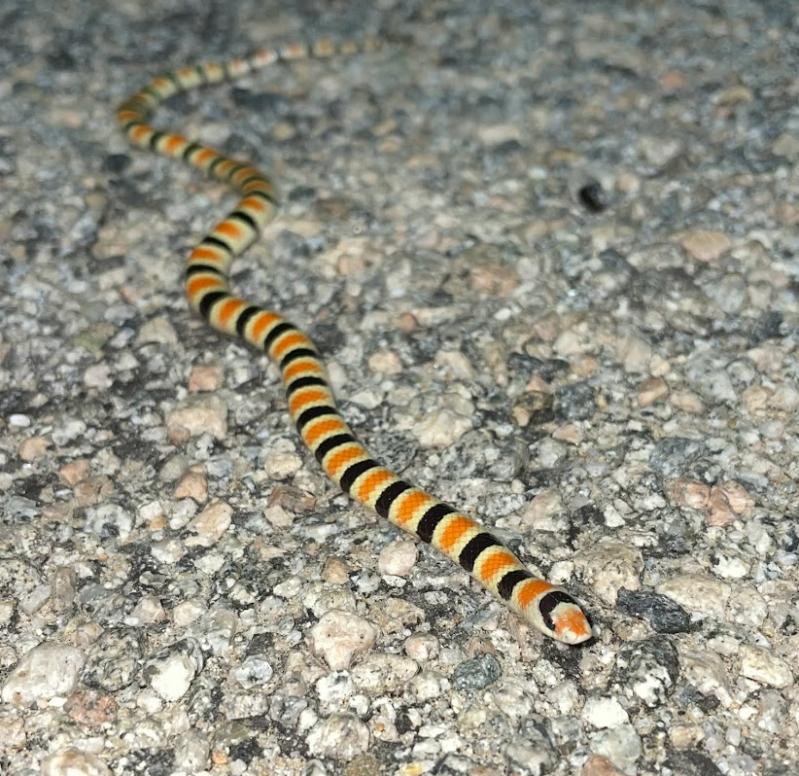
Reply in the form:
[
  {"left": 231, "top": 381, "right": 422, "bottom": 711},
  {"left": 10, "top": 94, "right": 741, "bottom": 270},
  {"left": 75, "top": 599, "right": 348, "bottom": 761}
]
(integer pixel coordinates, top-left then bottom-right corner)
[{"left": 114, "top": 37, "right": 593, "bottom": 645}]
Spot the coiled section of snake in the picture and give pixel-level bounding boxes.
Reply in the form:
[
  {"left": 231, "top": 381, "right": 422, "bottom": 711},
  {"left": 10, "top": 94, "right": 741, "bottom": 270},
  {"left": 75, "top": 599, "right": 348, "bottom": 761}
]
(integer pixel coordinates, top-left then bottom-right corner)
[{"left": 115, "top": 38, "right": 593, "bottom": 645}]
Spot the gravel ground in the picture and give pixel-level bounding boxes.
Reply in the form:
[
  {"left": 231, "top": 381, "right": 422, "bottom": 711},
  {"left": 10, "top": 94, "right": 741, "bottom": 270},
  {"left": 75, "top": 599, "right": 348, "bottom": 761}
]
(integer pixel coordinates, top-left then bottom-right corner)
[{"left": 1, "top": 1, "right": 798, "bottom": 774}]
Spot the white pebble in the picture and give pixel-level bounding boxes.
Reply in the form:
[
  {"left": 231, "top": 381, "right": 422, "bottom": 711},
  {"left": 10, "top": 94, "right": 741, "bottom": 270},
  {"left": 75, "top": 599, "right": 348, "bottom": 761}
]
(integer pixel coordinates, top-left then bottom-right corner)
[
  {"left": 173, "top": 730, "right": 210, "bottom": 772},
  {"left": 309, "top": 610, "right": 377, "bottom": 670},
  {"left": 263, "top": 450, "right": 303, "bottom": 479},
  {"left": 2, "top": 643, "right": 84, "bottom": 706},
  {"left": 231, "top": 655, "right": 274, "bottom": 689},
  {"left": 413, "top": 406, "right": 472, "bottom": 448},
  {"left": 351, "top": 653, "right": 419, "bottom": 693},
  {"left": 148, "top": 652, "right": 200, "bottom": 701},
  {"left": 137, "top": 315, "right": 178, "bottom": 345},
  {"left": 173, "top": 600, "right": 205, "bottom": 628},
  {"left": 128, "top": 595, "right": 166, "bottom": 625},
  {"left": 405, "top": 633, "right": 440, "bottom": 662},
  {"left": 583, "top": 696, "right": 629, "bottom": 729},
  {"left": 655, "top": 574, "right": 731, "bottom": 619},
  {"left": 378, "top": 539, "right": 417, "bottom": 577},
  {"left": 739, "top": 645, "right": 793, "bottom": 689},
  {"left": 166, "top": 397, "right": 227, "bottom": 441},
  {"left": 591, "top": 724, "right": 642, "bottom": 773},
  {"left": 307, "top": 713, "right": 370, "bottom": 760}
]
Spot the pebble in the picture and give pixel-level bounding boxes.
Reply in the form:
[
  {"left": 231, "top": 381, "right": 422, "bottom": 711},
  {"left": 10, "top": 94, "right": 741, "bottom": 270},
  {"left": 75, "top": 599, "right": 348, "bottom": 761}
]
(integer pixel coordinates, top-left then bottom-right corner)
[
  {"left": 666, "top": 479, "right": 711, "bottom": 511},
  {"left": 666, "top": 479, "right": 754, "bottom": 526},
  {"left": 727, "top": 587, "right": 768, "bottom": 629},
  {"left": 512, "top": 391, "right": 554, "bottom": 427},
  {"left": 231, "top": 655, "right": 274, "bottom": 689},
  {"left": 186, "top": 500, "right": 232, "bottom": 547},
  {"left": 0, "top": 715, "right": 25, "bottom": 750},
  {"left": 166, "top": 396, "right": 228, "bottom": 442},
  {"left": 64, "top": 689, "right": 118, "bottom": 727},
  {"left": 617, "top": 335, "right": 652, "bottom": 373},
  {"left": 772, "top": 132, "right": 799, "bottom": 159},
  {"left": 639, "top": 135, "right": 683, "bottom": 167},
  {"left": 692, "top": 368, "right": 737, "bottom": 405},
  {"left": 616, "top": 588, "right": 693, "bottom": 634},
  {"left": 649, "top": 437, "right": 706, "bottom": 478},
  {"left": 307, "top": 713, "right": 370, "bottom": 760},
  {"left": 83, "top": 363, "right": 113, "bottom": 389},
  {"left": 173, "top": 730, "right": 211, "bottom": 772},
  {"left": 17, "top": 435, "right": 50, "bottom": 461},
  {"left": 2, "top": 643, "right": 84, "bottom": 706},
  {"left": 368, "top": 348, "right": 403, "bottom": 375},
  {"left": 668, "top": 723, "right": 704, "bottom": 749},
  {"left": 712, "top": 481, "right": 754, "bottom": 518},
  {"left": 173, "top": 600, "right": 205, "bottom": 628},
  {"left": 574, "top": 539, "right": 644, "bottom": 605},
  {"left": 505, "top": 737, "right": 553, "bottom": 776},
  {"left": 59, "top": 458, "right": 91, "bottom": 486},
  {"left": 581, "top": 754, "right": 627, "bottom": 776},
  {"left": 670, "top": 390, "right": 705, "bottom": 414},
  {"left": 739, "top": 645, "right": 793, "bottom": 689},
  {"left": 82, "top": 629, "right": 141, "bottom": 692},
  {"left": 264, "top": 502, "right": 293, "bottom": 528},
  {"left": 378, "top": 540, "right": 417, "bottom": 577},
  {"left": 136, "top": 315, "right": 178, "bottom": 345},
  {"left": 128, "top": 595, "right": 166, "bottom": 625},
  {"left": 452, "top": 654, "right": 502, "bottom": 693},
  {"left": 677, "top": 230, "right": 732, "bottom": 263},
  {"left": 351, "top": 653, "right": 419, "bottom": 693},
  {"left": 150, "top": 537, "right": 185, "bottom": 564},
  {"left": 321, "top": 557, "right": 350, "bottom": 584},
  {"left": 582, "top": 697, "right": 629, "bottom": 729},
  {"left": 174, "top": 466, "right": 208, "bottom": 501},
  {"left": 405, "top": 633, "right": 440, "bottom": 662},
  {"left": 309, "top": 610, "right": 378, "bottom": 670},
  {"left": 521, "top": 488, "right": 564, "bottom": 530},
  {"left": 637, "top": 376, "right": 669, "bottom": 406},
  {"left": 656, "top": 574, "right": 731, "bottom": 620},
  {"left": 554, "top": 381, "right": 597, "bottom": 421},
  {"left": 41, "top": 748, "right": 111, "bottom": 776},
  {"left": 85, "top": 503, "right": 133, "bottom": 540},
  {"left": 413, "top": 406, "right": 473, "bottom": 448},
  {"left": 188, "top": 363, "right": 224, "bottom": 392},
  {"left": 590, "top": 724, "right": 642, "bottom": 773},
  {"left": 552, "top": 422, "right": 584, "bottom": 444},
  {"left": 73, "top": 476, "right": 114, "bottom": 507},
  {"left": 264, "top": 448, "right": 304, "bottom": 479},
  {"left": 664, "top": 750, "right": 724, "bottom": 776},
  {"left": 147, "top": 642, "right": 203, "bottom": 701}
]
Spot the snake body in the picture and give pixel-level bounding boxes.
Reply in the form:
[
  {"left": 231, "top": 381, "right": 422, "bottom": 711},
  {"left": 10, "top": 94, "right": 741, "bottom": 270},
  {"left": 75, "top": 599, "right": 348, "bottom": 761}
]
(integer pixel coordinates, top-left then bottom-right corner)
[{"left": 115, "top": 38, "right": 593, "bottom": 645}]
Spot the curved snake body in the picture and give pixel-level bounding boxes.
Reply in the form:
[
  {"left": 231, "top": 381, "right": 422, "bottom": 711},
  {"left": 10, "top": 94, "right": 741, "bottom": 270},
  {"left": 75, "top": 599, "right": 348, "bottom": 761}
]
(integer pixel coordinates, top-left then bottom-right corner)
[{"left": 115, "top": 38, "right": 593, "bottom": 645}]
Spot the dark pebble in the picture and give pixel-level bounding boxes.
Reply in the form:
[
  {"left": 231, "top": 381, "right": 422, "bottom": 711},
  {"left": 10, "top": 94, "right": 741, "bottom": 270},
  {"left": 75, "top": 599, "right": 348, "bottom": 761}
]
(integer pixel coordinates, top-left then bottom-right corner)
[
  {"left": 577, "top": 181, "right": 607, "bottom": 213},
  {"left": 452, "top": 653, "right": 502, "bottom": 693},
  {"left": 103, "top": 153, "right": 132, "bottom": 174},
  {"left": 230, "top": 88, "right": 285, "bottom": 111},
  {"left": 554, "top": 381, "right": 596, "bottom": 420},
  {"left": 616, "top": 588, "right": 693, "bottom": 633},
  {"left": 664, "top": 750, "right": 723, "bottom": 776},
  {"left": 749, "top": 311, "right": 783, "bottom": 344},
  {"left": 649, "top": 437, "right": 706, "bottom": 478}
]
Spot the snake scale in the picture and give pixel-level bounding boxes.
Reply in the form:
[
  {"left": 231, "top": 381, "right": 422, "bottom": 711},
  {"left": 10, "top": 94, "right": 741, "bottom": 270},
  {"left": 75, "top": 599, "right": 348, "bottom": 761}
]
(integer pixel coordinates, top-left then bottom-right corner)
[{"left": 115, "top": 37, "right": 593, "bottom": 645}]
